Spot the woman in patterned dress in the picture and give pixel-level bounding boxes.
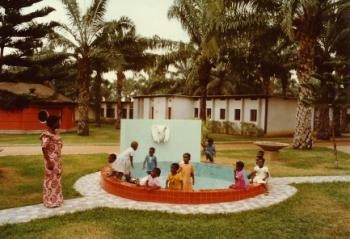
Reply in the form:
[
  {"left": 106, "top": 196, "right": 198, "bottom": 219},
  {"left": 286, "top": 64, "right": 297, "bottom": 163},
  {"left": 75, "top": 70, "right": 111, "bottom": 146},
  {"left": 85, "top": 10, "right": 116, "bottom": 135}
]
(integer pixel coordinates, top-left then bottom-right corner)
[{"left": 40, "top": 115, "right": 63, "bottom": 208}]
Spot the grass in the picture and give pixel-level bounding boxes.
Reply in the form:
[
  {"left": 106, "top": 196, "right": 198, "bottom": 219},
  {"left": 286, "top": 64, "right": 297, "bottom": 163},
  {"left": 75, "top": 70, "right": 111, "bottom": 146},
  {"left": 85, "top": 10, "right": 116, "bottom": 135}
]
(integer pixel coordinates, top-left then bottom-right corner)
[
  {"left": 215, "top": 147, "right": 350, "bottom": 176},
  {"left": 0, "top": 124, "right": 120, "bottom": 145},
  {"left": 209, "top": 133, "right": 292, "bottom": 143},
  {"left": 1, "top": 182, "right": 350, "bottom": 239},
  {"left": 0, "top": 154, "right": 107, "bottom": 209}
]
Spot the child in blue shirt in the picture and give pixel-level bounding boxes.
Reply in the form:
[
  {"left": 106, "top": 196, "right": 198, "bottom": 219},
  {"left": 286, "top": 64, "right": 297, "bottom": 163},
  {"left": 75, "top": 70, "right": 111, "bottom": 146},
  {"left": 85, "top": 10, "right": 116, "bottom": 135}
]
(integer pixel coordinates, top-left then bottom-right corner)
[
  {"left": 143, "top": 147, "right": 157, "bottom": 174},
  {"left": 202, "top": 138, "right": 216, "bottom": 163}
]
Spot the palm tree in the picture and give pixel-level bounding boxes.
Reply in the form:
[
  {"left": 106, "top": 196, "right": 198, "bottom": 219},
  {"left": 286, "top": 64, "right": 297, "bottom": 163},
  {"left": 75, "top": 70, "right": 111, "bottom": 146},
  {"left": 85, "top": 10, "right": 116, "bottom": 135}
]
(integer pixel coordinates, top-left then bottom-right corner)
[
  {"left": 51, "top": 0, "right": 107, "bottom": 135},
  {"left": 166, "top": 0, "right": 226, "bottom": 120},
  {"left": 100, "top": 18, "right": 172, "bottom": 128}
]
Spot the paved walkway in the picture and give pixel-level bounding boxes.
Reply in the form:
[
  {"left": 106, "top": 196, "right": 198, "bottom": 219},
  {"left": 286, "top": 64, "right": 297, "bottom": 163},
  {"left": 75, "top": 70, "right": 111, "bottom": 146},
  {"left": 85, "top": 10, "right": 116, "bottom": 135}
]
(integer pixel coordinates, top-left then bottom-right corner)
[
  {"left": 0, "top": 173, "right": 350, "bottom": 225},
  {"left": 1, "top": 142, "right": 350, "bottom": 156}
]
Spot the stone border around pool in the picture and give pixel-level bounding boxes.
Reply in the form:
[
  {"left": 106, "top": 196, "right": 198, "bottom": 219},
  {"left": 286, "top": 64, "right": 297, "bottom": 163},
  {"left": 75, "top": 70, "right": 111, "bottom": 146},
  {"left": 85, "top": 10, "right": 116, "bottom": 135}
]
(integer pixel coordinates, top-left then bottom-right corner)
[{"left": 101, "top": 169, "right": 266, "bottom": 204}]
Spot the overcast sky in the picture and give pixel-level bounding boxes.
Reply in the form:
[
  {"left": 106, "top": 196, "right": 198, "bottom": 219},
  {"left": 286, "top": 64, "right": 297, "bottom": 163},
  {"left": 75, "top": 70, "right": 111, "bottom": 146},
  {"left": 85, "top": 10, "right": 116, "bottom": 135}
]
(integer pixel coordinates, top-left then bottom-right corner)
[{"left": 31, "top": 0, "right": 189, "bottom": 42}]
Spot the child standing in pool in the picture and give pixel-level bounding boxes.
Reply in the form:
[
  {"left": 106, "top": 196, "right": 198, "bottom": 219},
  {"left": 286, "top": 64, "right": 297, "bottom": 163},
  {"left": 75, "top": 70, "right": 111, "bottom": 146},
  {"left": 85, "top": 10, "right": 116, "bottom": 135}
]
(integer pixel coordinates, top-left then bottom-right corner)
[
  {"left": 142, "top": 147, "right": 157, "bottom": 174},
  {"left": 179, "top": 153, "right": 195, "bottom": 192},
  {"left": 166, "top": 163, "right": 183, "bottom": 190},
  {"left": 229, "top": 161, "right": 248, "bottom": 190}
]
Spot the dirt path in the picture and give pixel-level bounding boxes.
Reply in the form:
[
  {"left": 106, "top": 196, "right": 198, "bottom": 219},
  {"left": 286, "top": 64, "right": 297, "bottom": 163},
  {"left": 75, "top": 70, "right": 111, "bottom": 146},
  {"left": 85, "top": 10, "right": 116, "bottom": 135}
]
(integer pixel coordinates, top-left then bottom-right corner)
[{"left": 1, "top": 141, "right": 350, "bottom": 156}]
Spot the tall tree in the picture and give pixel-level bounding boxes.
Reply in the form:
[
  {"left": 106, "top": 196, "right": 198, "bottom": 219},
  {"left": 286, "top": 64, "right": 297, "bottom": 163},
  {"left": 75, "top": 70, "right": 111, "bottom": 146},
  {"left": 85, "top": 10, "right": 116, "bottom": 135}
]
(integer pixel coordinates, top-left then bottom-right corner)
[
  {"left": 0, "top": 0, "right": 65, "bottom": 83},
  {"left": 51, "top": 0, "right": 107, "bottom": 135},
  {"left": 100, "top": 18, "right": 170, "bottom": 128}
]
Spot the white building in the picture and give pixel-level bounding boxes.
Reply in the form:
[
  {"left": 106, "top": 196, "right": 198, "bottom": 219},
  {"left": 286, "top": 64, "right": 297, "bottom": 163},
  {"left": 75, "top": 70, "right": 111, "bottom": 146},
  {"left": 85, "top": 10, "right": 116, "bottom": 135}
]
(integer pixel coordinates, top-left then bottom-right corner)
[{"left": 133, "top": 95, "right": 298, "bottom": 136}]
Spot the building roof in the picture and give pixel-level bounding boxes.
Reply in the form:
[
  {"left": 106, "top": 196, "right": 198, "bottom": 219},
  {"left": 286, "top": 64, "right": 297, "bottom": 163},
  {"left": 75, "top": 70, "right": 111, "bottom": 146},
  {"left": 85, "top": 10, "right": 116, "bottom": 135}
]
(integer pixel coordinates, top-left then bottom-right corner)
[
  {"left": 133, "top": 94, "right": 297, "bottom": 100},
  {"left": 0, "top": 82, "right": 73, "bottom": 103}
]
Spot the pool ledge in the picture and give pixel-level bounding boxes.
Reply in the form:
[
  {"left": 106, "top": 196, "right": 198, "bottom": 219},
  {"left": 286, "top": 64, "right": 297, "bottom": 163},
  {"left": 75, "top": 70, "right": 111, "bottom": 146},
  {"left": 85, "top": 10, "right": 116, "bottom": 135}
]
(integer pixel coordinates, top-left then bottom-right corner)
[{"left": 101, "top": 169, "right": 266, "bottom": 204}]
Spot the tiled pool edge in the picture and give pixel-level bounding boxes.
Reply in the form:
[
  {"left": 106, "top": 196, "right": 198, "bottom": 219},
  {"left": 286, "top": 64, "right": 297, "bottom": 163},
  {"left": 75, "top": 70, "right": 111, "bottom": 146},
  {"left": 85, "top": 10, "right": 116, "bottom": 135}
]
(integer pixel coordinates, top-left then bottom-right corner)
[{"left": 0, "top": 172, "right": 349, "bottom": 225}]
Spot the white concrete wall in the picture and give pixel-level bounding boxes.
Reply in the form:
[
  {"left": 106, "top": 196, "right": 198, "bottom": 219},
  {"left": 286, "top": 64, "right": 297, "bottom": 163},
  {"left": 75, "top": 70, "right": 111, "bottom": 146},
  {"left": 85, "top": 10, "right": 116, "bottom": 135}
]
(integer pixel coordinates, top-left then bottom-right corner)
[
  {"left": 153, "top": 97, "right": 167, "bottom": 119},
  {"left": 228, "top": 99, "right": 242, "bottom": 123},
  {"left": 266, "top": 97, "right": 297, "bottom": 136},
  {"left": 171, "top": 97, "right": 194, "bottom": 119},
  {"left": 213, "top": 99, "right": 228, "bottom": 121},
  {"left": 243, "top": 98, "right": 260, "bottom": 126}
]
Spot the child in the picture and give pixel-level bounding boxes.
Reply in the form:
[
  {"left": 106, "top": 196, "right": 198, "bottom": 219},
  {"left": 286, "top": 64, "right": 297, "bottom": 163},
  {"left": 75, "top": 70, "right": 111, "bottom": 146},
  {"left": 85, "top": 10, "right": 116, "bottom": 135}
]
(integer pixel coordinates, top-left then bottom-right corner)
[
  {"left": 229, "top": 161, "right": 248, "bottom": 190},
  {"left": 202, "top": 138, "right": 216, "bottom": 163},
  {"left": 251, "top": 157, "right": 270, "bottom": 194},
  {"left": 112, "top": 141, "right": 138, "bottom": 181},
  {"left": 248, "top": 150, "right": 265, "bottom": 181},
  {"left": 106, "top": 153, "right": 117, "bottom": 177},
  {"left": 178, "top": 153, "right": 195, "bottom": 192},
  {"left": 142, "top": 147, "right": 157, "bottom": 174},
  {"left": 139, "top": 167, "right": 161, "bottom": 191},
  {"left": 165, "top": 163, "right": 183, "bottom": 190}
]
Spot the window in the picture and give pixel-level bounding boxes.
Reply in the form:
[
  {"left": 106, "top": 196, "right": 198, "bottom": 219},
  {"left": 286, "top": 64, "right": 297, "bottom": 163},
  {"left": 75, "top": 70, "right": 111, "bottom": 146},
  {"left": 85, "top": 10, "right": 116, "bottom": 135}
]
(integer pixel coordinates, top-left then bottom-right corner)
[
  {"left": 250, "top": 109, "right": 257, "bottom": 122},
  {"left": 194, "top": 108, "right": 199, "bottom": 118},
  {"left": 106, "top": 108, "right": 115, "bottom": 118},
  {"left": 168, "top": 107, "right": 172, "bottom": 119},
  {"left": 220, "top": 109, "right": 226, "bottom": 120},
  {"left": 151, "top": 107, "right": 154, "bottom": 119},
  {"left": 206, "top": 108, "right": 212, "bottom": 119},
  {"left": 129, "top": 109, "right": 133, "bottom": 119},
  {"left": 234, "top": 109, "right": 241, "bottom": 121},
  {"left": 100, "top": 108, "right": 104, "bottom": 117},
  {"left": 122, "top": 109, "right": 127, "bottom": 119}
]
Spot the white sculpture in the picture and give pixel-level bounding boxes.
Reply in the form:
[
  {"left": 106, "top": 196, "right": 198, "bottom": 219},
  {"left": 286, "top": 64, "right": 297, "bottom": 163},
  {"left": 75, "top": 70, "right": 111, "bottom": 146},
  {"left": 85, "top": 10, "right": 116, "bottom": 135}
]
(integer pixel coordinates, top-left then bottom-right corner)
[{"left": 151, "top": 125, "right": 170, "bottom": 143}]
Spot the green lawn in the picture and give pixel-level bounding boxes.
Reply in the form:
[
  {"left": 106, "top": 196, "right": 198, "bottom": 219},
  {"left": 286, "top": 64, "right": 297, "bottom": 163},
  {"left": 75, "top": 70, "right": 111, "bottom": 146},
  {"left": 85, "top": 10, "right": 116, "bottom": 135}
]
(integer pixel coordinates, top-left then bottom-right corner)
[
  {"left": 0, "top": 124, "right": 120, "bottom": 145},
  {"left": 216, "top": 147, "right": 350, "bottom": 176},
  {"left": 1, "top": 182, "right": 350, "bottom": 239},
  {"left": 0, "top": 154, "right": 107, "bottom": 209}
]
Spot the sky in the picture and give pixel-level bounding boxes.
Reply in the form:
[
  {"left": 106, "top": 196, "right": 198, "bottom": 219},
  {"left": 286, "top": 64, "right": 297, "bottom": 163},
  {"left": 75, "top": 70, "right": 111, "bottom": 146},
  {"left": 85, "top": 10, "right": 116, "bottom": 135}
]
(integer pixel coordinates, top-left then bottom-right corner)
[{"left": 31, "top": 0, "right": 189, "bottom": 42}]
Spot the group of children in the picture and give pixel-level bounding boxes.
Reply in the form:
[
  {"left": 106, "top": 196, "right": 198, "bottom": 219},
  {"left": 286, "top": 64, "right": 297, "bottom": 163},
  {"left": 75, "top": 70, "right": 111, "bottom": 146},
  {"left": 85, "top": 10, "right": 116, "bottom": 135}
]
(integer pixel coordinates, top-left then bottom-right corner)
[
  {"left": 229, "top": 150, "right": 270, "bottom": 194},
  {"left": 107, "top": 140, "right": 269, "bottom": 193}
]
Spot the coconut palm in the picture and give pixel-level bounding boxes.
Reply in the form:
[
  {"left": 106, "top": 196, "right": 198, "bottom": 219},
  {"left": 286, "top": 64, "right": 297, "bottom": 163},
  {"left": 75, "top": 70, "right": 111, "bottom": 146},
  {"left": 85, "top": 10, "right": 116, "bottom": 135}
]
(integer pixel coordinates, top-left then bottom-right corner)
[
  {"left": 51, "top": 0, "right": 107, "bottom": 135},
  {"left": 100, "top": 18, "right": 173, "bottom": 128}
]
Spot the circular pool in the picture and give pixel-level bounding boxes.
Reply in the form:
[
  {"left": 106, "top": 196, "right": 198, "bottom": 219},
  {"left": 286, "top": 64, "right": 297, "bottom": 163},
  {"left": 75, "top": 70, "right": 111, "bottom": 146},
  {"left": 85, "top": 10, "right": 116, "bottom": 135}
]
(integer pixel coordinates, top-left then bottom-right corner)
[
  {"left": 101, "top": 162, "right": 266, "bottom": 204},
  {"left": 132, "top": 162, "right": 233, "bottom": 190}
]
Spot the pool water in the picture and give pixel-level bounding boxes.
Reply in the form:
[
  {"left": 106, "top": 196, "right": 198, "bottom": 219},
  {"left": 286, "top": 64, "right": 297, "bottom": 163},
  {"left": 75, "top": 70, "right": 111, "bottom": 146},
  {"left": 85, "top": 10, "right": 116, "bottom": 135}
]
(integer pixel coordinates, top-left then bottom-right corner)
[{"left": 131, "top": 162, "right": 250, "bottom": 190}]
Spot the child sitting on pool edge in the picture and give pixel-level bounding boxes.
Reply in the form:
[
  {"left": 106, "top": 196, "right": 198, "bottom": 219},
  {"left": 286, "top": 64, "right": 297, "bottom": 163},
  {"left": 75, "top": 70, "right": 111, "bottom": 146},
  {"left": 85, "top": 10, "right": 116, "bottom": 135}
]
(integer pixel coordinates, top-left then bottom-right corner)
[
  {"left": 166, "top": 163, "right": 183, "bottom": 190},
  {"left": 251, "top": 157, "right": 270, "bottom": 195},
  {"left": 139, "top": 167, "right": 161, "bottom": 191},
  {"left": 229, "top": 161, "right": 248, "bottom": 190}
]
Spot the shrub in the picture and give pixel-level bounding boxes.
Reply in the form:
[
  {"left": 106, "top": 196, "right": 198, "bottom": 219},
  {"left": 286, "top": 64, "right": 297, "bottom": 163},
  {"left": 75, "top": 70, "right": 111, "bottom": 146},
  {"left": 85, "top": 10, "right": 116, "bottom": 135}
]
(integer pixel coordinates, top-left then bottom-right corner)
[{"left": 240, "top": 122, "right": 264, "bottom": 137}]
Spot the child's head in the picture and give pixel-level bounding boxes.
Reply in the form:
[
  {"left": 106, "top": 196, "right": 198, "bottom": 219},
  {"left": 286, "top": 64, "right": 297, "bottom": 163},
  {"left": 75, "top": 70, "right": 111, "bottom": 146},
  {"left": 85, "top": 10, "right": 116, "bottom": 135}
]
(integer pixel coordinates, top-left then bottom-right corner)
[
  {"left": 149, "top": 147, "right": 155, "bottom": 156},
  {"left": 257, "top": 158, "right": 265, "bottom": 168},
  {"left": 46, "top": 115, "right": 61, "bottom": 130},
  {"left": 235, "top": 161, "right": 245, "bottom": 171},
  {"left": 108, "top": 153, "right": 117, "bottom": 163},
  {"left": 151, "top": 167, "right": 161, "bottom": 178},
  {"left": 183, "top": 153, "right": 191, "bottom": 163},
  {"left": 131, "top": 141, "right": 138, "bottom": 150},
  {"left": 170, "top": 163, "right": 180, "bottom": 174},
  {"left": 256, "top": 150, "right": 264, "bottom": 159},
  {"left": 208, "top": 138, "right": 214, "bottom": 145}
]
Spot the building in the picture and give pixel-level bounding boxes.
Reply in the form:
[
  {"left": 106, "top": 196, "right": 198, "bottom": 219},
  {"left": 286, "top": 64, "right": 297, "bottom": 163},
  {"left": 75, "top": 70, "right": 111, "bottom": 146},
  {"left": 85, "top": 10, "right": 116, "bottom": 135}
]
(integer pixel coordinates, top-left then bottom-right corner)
[
  {"left": 0, "top": 82, "right": 75, "bottom": 133},
  {"left": 133, "top": 94, "right": 298, "bottom": 136},
  {"left": 75, "top": 100, "right": 133, "bottom": 122}
]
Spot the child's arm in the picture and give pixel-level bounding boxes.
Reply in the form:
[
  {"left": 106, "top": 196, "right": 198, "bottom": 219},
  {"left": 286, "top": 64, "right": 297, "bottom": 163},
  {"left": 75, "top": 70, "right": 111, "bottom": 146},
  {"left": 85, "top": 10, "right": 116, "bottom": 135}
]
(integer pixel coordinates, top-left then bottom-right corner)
[
  {"left": 130, "top": 156, "right": 134, "bottom": 169},
  {"left": 142, "top": 159, "right": 146, "bottom": 169},
  {"left": 155, "top": 158, "right": 157, "bottom": 168},
  {"left": 165, "top": 179, "right": 169, "bottom": 189},
  {"left": 263, "top": 171, "right": 270, "bottom": 181}
]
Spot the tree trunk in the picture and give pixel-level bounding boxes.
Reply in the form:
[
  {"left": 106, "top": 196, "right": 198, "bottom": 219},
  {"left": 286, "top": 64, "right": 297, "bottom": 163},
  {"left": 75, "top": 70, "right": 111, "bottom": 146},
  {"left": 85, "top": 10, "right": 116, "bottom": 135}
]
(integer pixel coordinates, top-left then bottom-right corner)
[
  {"left": 77, "top": 57, "right": 91, "bottom": 136},
  {"left": 198, "top": 58, "right": 212, "bottom": 121},
  {"left": 115, "top": 70, "right": 124, "bottom": 129},
  {"left": 94, "top": 68, "right": 102, "bottom": 127},
  {"left": 331, "top": 107, "right": 339, "bottom": 168},
  {"left": 292, "top": 33, "right": 315, "bottom": 149},
  {"left": 315, "top": 106, "right": 330, "bottom": 140},
  {"left": 333, "top": 106, "right": 342, "bottom": 137}
]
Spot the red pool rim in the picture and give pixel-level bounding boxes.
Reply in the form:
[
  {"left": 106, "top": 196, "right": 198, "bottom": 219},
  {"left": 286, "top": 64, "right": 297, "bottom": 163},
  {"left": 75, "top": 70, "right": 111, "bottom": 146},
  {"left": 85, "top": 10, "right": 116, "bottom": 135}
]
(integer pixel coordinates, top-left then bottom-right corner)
[{"left": 100, "top": 167, "right": 266, "bottom": 204}]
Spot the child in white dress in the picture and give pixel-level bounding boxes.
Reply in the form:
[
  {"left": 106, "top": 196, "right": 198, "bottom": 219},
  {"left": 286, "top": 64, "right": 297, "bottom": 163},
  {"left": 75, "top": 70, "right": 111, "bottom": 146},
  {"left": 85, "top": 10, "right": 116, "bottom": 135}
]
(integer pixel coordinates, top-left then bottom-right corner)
[
  {"left": 139, "top": 168, "right": 161, "bottom": 191},
  {"left": 251, "top": 157, "right": 270, "bottom": 194}
]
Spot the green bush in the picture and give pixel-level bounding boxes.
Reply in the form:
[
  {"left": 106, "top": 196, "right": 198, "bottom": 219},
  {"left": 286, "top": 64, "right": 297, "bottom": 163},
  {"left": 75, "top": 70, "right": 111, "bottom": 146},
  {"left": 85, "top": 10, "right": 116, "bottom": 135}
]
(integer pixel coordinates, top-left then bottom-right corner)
[{"left": 240, "top": 122, "right": 264, "bottom": 137}]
